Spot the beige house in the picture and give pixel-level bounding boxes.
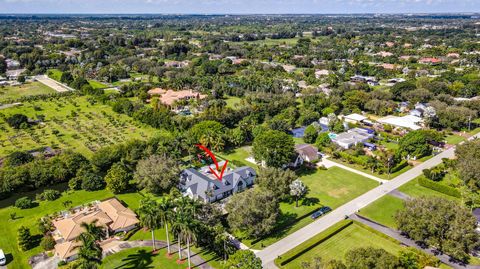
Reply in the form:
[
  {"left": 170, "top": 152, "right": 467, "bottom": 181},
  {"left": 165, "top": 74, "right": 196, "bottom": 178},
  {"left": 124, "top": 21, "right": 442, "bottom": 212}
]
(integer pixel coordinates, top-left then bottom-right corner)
[{"left": 53, "top": 198, "right": 139, "bottom": 262}]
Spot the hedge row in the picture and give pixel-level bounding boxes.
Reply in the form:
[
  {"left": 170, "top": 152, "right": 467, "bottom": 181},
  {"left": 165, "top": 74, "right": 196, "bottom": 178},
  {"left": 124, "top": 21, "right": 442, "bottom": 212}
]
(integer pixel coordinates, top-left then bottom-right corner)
[
  {"left": 275, "top": 220, "right": 353, "bottom": 267},
  {"left": 418, "top": 177, "right": 461, "bottom": 198},
  {"left": 390, "top": 160, "right": 409, "bottom": 173}
]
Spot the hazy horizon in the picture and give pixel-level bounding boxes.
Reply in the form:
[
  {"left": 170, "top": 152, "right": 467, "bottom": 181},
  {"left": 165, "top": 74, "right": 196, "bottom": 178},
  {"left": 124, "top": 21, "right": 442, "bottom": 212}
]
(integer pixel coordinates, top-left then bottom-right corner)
[{"left": 0, "top": 0, "right": 479, "bottom": 15}]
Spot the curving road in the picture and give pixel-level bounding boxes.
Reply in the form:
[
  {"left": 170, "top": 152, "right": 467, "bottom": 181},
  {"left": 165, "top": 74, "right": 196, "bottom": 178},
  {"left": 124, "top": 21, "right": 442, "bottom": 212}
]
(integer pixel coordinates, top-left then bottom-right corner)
[{"left": 257, "top": 140, "right": 471, "bottom": 268}]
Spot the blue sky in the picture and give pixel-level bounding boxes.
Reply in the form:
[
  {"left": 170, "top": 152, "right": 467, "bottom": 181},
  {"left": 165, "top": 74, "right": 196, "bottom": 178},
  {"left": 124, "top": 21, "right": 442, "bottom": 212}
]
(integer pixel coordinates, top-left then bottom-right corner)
[{"left": 0, "top": 0, "right": 478, "bottom": 14}]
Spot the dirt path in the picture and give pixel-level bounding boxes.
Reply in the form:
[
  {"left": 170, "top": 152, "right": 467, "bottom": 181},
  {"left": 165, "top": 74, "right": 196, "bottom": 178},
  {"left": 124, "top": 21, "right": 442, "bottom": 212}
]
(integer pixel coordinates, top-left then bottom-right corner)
[{"left": 35, "top": 75, "right": 74, "bottom": 92}]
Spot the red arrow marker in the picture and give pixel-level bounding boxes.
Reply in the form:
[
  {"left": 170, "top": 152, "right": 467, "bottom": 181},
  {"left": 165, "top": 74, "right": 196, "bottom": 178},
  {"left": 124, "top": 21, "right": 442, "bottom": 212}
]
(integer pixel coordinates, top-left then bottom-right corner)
[{"left": 195, "top": 144, "right": 229, "bottom": 181}]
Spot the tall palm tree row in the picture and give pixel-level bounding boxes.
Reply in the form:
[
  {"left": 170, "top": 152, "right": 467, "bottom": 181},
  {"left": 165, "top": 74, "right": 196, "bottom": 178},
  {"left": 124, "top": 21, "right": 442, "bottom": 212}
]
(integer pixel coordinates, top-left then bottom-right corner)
[
  {"left": 138, "top": 197, "right": 162, "bottom": 251},
  {"left": 172, "top": 199, "right": 199, "bottom": 269},
  {"left": 158, "top": 196, "right": 173, "bottom": 254}
]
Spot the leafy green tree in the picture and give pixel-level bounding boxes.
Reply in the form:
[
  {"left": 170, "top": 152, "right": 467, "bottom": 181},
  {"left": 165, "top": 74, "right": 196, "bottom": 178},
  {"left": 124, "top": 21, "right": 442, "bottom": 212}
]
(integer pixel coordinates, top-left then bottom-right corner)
[
  {"left": 315, "top": 132, "right": 331, "bottom": 149},
  {"left": 4, "top": 151, "right": 34, "bottom": 167},
  {"left": 303, "top": 125, "right": 318, "bottom": 144},
  {"left": 455, "top": 140, "right": 480, "bottom": 191},
  {"left": 252, "top": 129, "right": 295, "bottom": 168},
  {"left": 398, "top": 130, "right": 431, "bottom": 159},
  {"left": 6, "top": 114, "right": 28, "bottom": 129},
  {"left": 40, "top": 234, "right": 56, "bottom": 251},
  {"left": 17, "top": 226, "right": 32, "bottom": 251},
  {"left": 134, "top": 155, "right": 180, "bottom": 194},
  {"left": 223, "top": 250, "right": 262, "bottom": 269},
  {"left": 395, "top": 197, "right": 479, "bottom": 262},
  {"left": 290, "top": 179, "right": 308, "bottom": 207},
  {"left": 345, "top": 247, "right": 399, "bottom": 269},
  {"left": 104, "top": 163, "right": 130, "bottom": 194},
  {"left": 256, "top": 167, "right": 297, "bottom": 200},
  {"left": 226, "top": 188, "right": 279, "bottom": 238},
  {"left": 189, "top": 120, "right": 226, "bottom": 151}
]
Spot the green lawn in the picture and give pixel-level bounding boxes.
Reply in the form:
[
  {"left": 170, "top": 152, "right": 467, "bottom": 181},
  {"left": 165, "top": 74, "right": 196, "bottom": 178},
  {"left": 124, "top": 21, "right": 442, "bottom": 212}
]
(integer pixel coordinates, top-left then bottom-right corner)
[
  {"left": 224, "top": 96, "right": 242, "bottom": 109},
  {"left": 88, "top": 80, "right": 108, "bottom": 90},
  {"left": 101, "top": 247, "right": 185, "bottom": 269},
  {"left": 445, "top": 134, "right": 466, "bottom": 145},
  {"left": 280, "top": 223, "right": 407, "bottom": 268},
  {"left": 240, "top": 166, "right": 378, "bottom": 249},
  {"left": 0, "top": 95, "right": 157, "bottom": 158},
  {"left": 329, "top": 158, "right": 412, "bottom": 180},
  {"left": 47, "top": 68, "right": 63, "bottom": 81},
  {"left": 358, "top": 195, "right": 405, "bottom": 228},
  {"left": 0, "top": 82, "right": 56, "bottom": 103},
  {"left": 218, "top": 146, "right": 256, "bottom": 169}
]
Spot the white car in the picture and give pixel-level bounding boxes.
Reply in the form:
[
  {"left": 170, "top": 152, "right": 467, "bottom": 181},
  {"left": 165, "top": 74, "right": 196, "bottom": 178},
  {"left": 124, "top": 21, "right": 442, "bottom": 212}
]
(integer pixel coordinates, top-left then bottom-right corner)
[{"left": 0, "top": 249, "right": 5, "bottom": 266}]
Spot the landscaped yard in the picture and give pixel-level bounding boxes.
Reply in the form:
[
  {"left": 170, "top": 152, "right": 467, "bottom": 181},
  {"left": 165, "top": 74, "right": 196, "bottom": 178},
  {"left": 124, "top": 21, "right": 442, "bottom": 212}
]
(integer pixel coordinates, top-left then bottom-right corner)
[
  {"left": 445, "top": 134, "right": 466, "bottom": 145},
  {"left": 0, "top": 187, "right": 133, "bottom": 269},
  {"left": 280, "top": 222, "right": 407, "bottom": 268},
  {"left": 0, "top": 82, "right": 57, "bottom": 103},
  {"left": 217, "top": 146, "right": 256, "bottom": 169},
  {"left": 0, "top": 95, "right": 157, "bottom": 158},
  {"left": 47, "top": 69, "right": 63, "bottom": 81},
  {"left": 358, "top": 195, "right": 405, "bottom": 228},
  {"left": 240, "top": 166, "right": 378, "bottom": 249},
  {"left": 88, "top": 80, "right": 109, "bottom": 89},
  {"left": 329, "top": 157, "right": 412, "bottom": 180}
]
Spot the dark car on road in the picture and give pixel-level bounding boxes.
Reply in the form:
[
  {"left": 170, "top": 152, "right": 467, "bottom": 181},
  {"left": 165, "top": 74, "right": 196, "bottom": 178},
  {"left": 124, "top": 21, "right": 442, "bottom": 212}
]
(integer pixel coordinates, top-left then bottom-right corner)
[{"left": 311, "top": 206, "right": 332, "bottom": 219}]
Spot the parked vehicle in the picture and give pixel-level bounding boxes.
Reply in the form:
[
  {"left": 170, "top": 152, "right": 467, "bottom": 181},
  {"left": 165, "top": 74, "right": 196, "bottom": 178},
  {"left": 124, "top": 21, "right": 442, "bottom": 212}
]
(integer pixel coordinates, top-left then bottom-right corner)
[
  {"left": 0, "top": 249, "right": 6, "bottom": 266},
  {"left": 311, "top": 206, "right": 332, "bottom": 219}
]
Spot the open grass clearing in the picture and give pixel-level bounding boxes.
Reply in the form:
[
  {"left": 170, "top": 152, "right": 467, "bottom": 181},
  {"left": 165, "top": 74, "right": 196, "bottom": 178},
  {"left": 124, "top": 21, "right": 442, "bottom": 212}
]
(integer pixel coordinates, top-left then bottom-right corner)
[
  {"left": 358, "top": 195, "right": 405, "bottom": 228},
  {"left": 329, "top": 157, "right": 412, "bottom": 180},
  {"left": 279, "top": 222, "right": 407, "bottom": 268},
  {"left": 0, "top": 82, "right": 57, "bottom": 103},
  {"left": 240, "top": 166, "right": 378, "bottom": 249}
]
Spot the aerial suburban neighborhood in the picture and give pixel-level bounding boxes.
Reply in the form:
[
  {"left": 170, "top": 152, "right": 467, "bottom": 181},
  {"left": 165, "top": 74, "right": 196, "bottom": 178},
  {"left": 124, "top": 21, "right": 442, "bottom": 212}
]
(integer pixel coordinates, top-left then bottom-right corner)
[{"left": 0, "top": 2, "right": 480, "bottom": 269}]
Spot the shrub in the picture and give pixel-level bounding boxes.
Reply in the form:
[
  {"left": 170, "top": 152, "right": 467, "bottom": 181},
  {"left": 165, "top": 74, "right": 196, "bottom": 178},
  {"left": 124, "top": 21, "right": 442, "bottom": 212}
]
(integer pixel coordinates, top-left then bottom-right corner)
[
  {"left": 17, "top": 226, "right": 32, "bottom": 251},
  {"left": 418, "top": 177, "right": 461, "bottom": 198},
  {"left": 391, "top": 160, "right": 409, "bottom": 173},
  {"left": 57, "top": 260, "right": 67, "bottom": 267},
  {"left": 36, "top": 189, "right": 61, "bottom": 201},
  {"left": 40, "top": 235, "right": 56, "bottom": 251},
  {"left": 15, "top": 197, "right": 34, "bottom": 209}
]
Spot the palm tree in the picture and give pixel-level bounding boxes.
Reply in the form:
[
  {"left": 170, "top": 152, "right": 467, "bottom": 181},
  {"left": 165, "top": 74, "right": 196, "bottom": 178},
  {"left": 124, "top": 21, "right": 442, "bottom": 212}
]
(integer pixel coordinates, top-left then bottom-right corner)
[
  {"left": 158, "top": 196, "right": 173, "bottom": 254},
  {"left": 173, "top": 215, "right": 198, "bottom": 269},
  {"left": 138, "top": 197, "right": 161, "bottom": 251},
  {"left": 75, "top": 221, "right": 104, "bottom": 269}
]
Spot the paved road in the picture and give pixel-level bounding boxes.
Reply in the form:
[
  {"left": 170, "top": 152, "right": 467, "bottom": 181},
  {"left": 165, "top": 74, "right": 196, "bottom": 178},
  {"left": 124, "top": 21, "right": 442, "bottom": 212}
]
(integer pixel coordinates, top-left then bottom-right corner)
[
  {"left": 258, "top": 147, "right": 456, "bottom": 268},
  {"left": 35, "top": 75, "right": 75, "bottom": 92},
  {"left": 350, "top": 214, "right": 480, "bottom": 269}
]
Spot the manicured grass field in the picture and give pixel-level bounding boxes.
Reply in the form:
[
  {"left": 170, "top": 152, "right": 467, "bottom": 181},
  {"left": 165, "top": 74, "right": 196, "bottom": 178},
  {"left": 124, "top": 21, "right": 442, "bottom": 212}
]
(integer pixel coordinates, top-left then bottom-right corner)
[
  {"left": 47, "top": 68, "right": 63, "bottom": 81},
  {"left": 224, "top": 96, "right": 242, "bottom": 109},
  {"left": 445, "top": 134, "right": 466, "bottom": 145},
  {"left": 281, "top": 223, "right": 407, "bottom": 268},
  {"left": 0, "top": 95, "right": 157, "bottom": 158},
  {"left": 100, "top": 247, "right": 188, "bottom": 269},
  {"left": 0, "top": 82, "right": 56, "bottom": 103},
  {"left": 358, "top": 195, "right": 405, "bottom": 228},
  {"left": 88, "top": 80, "right": 108, "bottom": 89},
  {"left": 241, "top": 166, "right": 378, "bottom": 249},
  {"left": 218, "top": 146, "right": 257, "bottom": 169}
]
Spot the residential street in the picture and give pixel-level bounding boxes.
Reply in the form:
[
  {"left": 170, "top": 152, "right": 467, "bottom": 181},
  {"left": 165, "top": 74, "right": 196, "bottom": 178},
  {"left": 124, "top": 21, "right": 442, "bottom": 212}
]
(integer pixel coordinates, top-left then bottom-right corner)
[{"left": 258, "top": 146, "right": 456, "bottom": 268}]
